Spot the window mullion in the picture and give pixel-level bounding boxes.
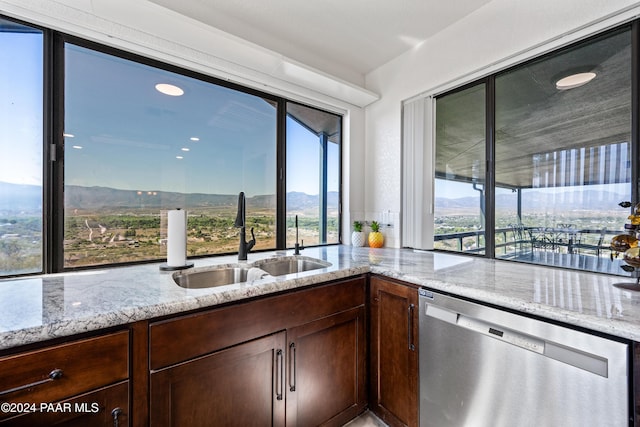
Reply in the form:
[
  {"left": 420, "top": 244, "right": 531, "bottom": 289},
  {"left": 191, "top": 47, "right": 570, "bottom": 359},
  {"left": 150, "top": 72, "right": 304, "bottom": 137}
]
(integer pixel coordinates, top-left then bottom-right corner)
[
  {"left": 632, "top": 20, "right": 639, "bottom": 206},
  {"left": 485, "top": 76, "right": 496, "bottom": 258}
]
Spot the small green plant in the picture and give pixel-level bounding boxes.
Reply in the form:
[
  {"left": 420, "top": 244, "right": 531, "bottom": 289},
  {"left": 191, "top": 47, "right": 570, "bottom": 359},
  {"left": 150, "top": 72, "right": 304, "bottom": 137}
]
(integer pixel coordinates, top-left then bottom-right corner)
[
  {"left": 353, "top": 221, "right": 363, "bottom": 232},
  {"left": 370, "top": 221, "right": 380, "bottom": 232}
]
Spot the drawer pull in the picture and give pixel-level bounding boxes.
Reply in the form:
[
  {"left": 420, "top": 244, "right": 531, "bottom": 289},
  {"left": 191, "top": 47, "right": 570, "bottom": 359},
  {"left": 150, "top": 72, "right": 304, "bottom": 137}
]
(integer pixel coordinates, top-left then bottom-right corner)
[
  {"left": 111, "top": 407, "right": 123, "bottom": 427},
  {"left": 408, "top": 304, "right": 415, "bottom": 351},
  {"left": 0, "top": 368, "right": 64, "bottom": 396},
  {"left": 275, "top": 349, "right": 284, "bottom": 401},
  {"left": 289, "top": 342, "right": 297, "bottom": 392}
]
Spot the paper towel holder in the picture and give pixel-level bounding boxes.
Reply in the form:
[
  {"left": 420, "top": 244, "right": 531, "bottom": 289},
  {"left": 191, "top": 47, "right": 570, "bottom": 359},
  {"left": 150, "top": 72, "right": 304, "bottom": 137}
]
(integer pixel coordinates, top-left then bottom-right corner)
[
  {"left": 159, "top": 261, "right": 194, "bottom": 271},
  {"left": 160, "top": 208, "right": 194, "bottom": 271}
]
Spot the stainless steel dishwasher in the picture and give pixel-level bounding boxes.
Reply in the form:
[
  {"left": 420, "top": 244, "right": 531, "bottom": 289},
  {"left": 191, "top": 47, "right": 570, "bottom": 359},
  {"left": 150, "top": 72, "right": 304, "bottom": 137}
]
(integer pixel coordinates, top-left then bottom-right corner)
[{"left": 418, "top": 289, "right": 630, "bottom": 427}]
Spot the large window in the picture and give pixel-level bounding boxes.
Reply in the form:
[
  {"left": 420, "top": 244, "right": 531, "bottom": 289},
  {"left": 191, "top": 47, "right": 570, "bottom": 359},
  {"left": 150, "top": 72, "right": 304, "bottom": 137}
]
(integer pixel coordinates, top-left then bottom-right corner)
[
  {"left": 63, "top": 43, "right": 277, "bottom": 267},
  {"left": 0, "top": 18, "right": 43, "bottom": 276},
  {"left": 286, "top": 102, "right": 341, "bottom": 247},
  {"left": 434, "top": 26, "right": 633, "bottom": 275},
  {"left": 434, "top": 83, "right": 486, "bottom": 254},
  {"left": 0, "top": 16, "right": 342, "bottom": 278}
]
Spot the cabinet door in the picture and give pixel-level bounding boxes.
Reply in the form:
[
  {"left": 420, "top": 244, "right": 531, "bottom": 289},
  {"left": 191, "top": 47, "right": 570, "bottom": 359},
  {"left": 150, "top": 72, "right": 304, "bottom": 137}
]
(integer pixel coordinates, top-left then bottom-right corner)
[
  {"left": 150, "top": 332, "right": 286, "bottom": 427},
  {"left": 369, "top": 276, "right": 418, "bottom": 427},
  {"left": 286, "top": 306, "right": 366, "bottom": 427},
  {"left": 2, "top": 381, "right": 128, "bottom": 427}
]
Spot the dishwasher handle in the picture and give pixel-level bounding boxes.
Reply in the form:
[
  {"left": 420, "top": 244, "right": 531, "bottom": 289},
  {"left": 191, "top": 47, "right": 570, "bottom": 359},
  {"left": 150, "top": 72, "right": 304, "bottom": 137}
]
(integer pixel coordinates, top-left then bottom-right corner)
[{"left": 424, "top": 301, "right": 609, "bottom": 377}]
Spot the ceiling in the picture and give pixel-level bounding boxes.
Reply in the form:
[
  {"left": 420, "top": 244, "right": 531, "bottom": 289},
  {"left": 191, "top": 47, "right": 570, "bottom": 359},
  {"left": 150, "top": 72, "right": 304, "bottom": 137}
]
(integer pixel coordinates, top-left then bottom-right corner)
[
  {"left": 147, "top": 0, "right": 492, "bottom": 83},
  {"left": 435, "top": 27, "right": 632, "bottom": 190}
]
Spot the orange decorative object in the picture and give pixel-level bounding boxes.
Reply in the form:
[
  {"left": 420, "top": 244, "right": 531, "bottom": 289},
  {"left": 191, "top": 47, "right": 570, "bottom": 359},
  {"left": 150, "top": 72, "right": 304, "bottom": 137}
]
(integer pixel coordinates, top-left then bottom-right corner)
[
  {"left": 624, "top": 247, "right": 640, "bottom": 268},
  {"left": 369, "top": 231, "right": 384, "bottom": 248},
  {"left": 368, "top": 221, "right": 384, "bottom": 248},
  {"left": 628, "top": 215, "right": 640, "bottom": 226},
  {"left": 611, "top": 234, "right": 638, "bottom": 253}
]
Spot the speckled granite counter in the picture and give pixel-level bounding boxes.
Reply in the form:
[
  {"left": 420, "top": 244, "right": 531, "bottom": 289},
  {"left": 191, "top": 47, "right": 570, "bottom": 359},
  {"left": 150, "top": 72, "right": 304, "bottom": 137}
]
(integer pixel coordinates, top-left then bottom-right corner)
[{"left": 1, "top": 245, "right": 640, "bottom": 350}]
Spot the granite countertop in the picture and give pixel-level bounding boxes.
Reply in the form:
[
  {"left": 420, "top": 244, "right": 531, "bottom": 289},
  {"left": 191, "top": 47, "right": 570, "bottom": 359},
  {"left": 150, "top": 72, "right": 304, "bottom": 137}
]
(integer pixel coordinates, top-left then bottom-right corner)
[{"left": 1, "top": 245, "right": 640, "bottom": 351}]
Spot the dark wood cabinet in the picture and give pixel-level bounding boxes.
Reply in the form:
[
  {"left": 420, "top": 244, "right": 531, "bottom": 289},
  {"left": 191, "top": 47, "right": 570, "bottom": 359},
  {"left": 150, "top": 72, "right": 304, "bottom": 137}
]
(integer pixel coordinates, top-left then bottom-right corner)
[
  {"left": 3, "top": 382, "right": 128, "bottom": 427},
  {"left": 148, "top": 276, "right": 367, "bottom": 427},
  {"left": 0, "top": 331, "right": 130, "bottom": 426},
  {"left": 287, "top": 306, "right": 367, "bottom": 427},
  {"left": 369, "top": 276, "right": 419, "bottom": 427},
  {"left": 150, "top": 332, "right": 286, "bottom": 427}
]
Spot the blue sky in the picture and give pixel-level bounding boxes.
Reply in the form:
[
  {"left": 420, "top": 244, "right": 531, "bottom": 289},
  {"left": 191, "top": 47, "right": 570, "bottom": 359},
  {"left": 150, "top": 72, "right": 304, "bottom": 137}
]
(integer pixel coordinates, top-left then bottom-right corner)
[
  {"left": 2, "top": 33, "right": 338, "bottom": 197},
  {"left": 0, "top": 31, "right": 42, "bottom": 186},
  {"left": 64, "top": 44, "right": 278, "bottom": 197}
]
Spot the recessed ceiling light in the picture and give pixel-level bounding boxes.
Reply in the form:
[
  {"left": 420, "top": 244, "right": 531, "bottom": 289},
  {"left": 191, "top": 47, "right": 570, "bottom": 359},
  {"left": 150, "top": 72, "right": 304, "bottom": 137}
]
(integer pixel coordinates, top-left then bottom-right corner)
[
  {"left": 190, "top": 137, "right": 200, "bottom": 141},
  {"left": 176, "top": 156, "right": 184, "bottom": 159},
  {"left": 155, "top": 83, "right": 184, "bottom": 96},
  {"left": 181, "top": 147, "right": 190, "bottom": 152},
  {"left": 555, "top": 72, "right": 596, "bottom": 90},
  {"left": 72, "top": 145, "right": 83, "bottom": 149},
  {"left": 63, "top": 133, "right": 75, "bottom": 138}
]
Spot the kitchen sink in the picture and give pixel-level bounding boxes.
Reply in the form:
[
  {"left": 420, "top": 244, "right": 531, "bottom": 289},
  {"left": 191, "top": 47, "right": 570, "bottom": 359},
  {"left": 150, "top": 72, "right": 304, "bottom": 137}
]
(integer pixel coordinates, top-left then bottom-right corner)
[
  {"left": 173, "top": 266, "right": 251, "bottom": 289},
  {"left": 172, "top": 256, "right": 332, "bottom": 289},
  {"left": 252, "top": 256, "right": 331, "bottom": 276}
]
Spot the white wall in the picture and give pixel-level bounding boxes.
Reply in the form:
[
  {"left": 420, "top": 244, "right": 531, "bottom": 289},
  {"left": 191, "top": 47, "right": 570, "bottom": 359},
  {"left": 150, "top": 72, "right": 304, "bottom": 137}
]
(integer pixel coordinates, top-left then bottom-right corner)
[{"left": 364, "top": 0, "right": 640, "bottom": 247}]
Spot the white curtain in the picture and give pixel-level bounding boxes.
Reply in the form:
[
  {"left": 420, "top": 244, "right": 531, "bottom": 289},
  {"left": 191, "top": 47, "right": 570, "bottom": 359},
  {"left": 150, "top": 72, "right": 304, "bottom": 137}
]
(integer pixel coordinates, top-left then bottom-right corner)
[{"left": 401, "top": 96, "right": 434, "bottom": 250}]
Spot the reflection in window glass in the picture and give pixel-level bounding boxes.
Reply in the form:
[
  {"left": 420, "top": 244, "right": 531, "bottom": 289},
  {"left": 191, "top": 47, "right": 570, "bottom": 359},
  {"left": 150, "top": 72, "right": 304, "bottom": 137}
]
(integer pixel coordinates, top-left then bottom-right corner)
[
  {"left": 64, "top": 44, "right": 276, "bottom": 267},
  {"left": 286, "top": 103, "right": 341, "bottom": 247},
  {"left": 495, "top": 28, "right": 631, "bottom": 274},
  {"left": 434, "top": 84, "right": 486, "bottom": 254},
  {"left": 0, "top": 19, "right": 43, "bottom": 276}
]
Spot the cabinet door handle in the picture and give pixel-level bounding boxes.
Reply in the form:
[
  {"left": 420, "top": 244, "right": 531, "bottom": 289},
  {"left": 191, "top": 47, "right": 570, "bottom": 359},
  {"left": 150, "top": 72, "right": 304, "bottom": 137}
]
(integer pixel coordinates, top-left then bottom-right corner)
[
  {"left": 275, "top": 349, "right": 284, "bottom": 401},
  {"left": 408, "top": 304, "right": 416, "bottom": 351},
  {"left": 0, "top": 368, "right": 63, "bottom": 397},
  {"left": 289, "top": 342, "right": 296, "bottom": 392},
  {"left": 111, "top": 407, "right": 122, "bottom": 427}
]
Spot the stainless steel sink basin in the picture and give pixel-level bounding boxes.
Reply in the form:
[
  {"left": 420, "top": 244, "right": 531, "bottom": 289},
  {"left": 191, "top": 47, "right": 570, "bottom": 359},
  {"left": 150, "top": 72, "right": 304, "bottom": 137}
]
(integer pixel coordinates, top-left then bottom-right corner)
[
  {"left": 172, "top": 256, "right": 331, "bottom": 289},
  {"left": 173, "top": 266, "right": 250, "bottom": 289},
  {"left": 253, "top": 256, "right": 331, "bottom": 276}
]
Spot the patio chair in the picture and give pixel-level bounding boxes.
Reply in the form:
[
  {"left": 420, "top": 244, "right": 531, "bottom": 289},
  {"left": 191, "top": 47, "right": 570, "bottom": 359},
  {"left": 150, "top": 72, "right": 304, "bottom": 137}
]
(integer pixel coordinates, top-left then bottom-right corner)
[
  {"left": 531, "top": 227, "right": 555, "bottom": 251},
  {"left": 573, "top": 228, "right": 607, "bottom": 256},
  {"left": 509, "top": 223, "right": 532, "bottom": 256}
]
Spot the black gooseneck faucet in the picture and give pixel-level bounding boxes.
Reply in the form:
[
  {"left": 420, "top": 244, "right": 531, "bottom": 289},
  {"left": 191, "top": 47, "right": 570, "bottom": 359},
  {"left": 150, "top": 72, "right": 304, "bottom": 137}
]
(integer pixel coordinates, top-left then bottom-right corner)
[{"left": 234, "top": 192, "right": 255, "bottom": 261}]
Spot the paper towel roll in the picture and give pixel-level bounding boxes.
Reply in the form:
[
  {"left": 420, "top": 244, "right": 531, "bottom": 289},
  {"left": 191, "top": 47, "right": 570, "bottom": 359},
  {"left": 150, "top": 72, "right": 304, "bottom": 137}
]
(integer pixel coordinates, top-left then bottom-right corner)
[{"left": 167, "top": 209, "right": 187, "bottom": 267}]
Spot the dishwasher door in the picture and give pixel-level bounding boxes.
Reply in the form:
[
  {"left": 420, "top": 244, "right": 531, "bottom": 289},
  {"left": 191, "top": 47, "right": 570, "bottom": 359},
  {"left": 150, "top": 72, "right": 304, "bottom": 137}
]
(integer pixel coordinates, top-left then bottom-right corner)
[{"left": 418, "top": 289, "right": 630, "bottom": 427}]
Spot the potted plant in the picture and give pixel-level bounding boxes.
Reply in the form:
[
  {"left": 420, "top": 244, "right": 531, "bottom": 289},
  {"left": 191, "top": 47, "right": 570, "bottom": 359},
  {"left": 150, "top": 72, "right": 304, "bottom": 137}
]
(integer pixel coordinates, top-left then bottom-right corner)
[
  {"left": 351, "top": 221, "right": 365, "bottom": 247},
  {"left": 368, "top": 221, "right": 384, "bottom": 248}
]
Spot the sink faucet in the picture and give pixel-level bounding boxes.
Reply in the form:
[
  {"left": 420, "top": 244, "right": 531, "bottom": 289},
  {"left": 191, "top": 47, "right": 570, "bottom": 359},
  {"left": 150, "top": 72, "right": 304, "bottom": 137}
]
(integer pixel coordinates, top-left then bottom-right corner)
[
  {"left": 294, "top": 215, "right": 304, "bottom": 255},
  {"left": 234, "top": 192, "right": 255, "bottom": 261}
]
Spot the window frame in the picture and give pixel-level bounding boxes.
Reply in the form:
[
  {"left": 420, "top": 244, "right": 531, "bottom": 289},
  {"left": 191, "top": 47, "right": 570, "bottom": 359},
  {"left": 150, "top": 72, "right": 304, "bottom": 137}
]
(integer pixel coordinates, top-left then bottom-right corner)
[
  {"left": 432, "top": 21, "right": 638, "bottom": 273},
  {"left": 0, "top": 15, "right": 343, "bottom": 278},
  {"left": 284, "top": 100, "right": 343, "bottom": 247},
  {"left": 0, "top": 15, "right": 48, "bottom": 278}
]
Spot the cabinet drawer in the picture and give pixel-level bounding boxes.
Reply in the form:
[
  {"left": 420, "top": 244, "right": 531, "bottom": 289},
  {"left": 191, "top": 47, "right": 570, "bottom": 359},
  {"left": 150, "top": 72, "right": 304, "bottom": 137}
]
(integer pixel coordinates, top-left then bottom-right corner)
[
  {"left": 1, "top": 381, "right": 129, "bottom": 426},
  {"left": 0, "top": 331, "right": 129, "bottom": 410},
  {"left": 150, "top": 276, "right": 366, "bottom": 370}
]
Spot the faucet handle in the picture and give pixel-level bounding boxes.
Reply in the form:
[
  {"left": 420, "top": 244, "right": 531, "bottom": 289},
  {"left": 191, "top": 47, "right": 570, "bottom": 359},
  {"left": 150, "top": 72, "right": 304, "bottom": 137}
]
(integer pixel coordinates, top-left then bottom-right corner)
[{"left": 247, "top": 227, "right": 256, "bottom": 251}]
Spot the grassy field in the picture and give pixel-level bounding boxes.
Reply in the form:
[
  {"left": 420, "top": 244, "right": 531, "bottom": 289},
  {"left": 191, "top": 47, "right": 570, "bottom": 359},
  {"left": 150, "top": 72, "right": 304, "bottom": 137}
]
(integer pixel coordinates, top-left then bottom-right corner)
[
  {"left": 62, "top": 206, "right": 272, "bottom": 267},
  {"left": 62, "top": 206, "right": 338, "bottom": 268},
  {"left": 0, "top": 205, "right": 340, "bottom": 273}
]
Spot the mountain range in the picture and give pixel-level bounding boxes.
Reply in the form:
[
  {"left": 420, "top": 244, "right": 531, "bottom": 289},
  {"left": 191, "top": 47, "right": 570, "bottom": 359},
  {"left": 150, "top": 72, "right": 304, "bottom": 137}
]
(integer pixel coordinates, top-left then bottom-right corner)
[
  {"left": 437, "top": 189, "right": 628, "bottom": 212},
  {"left": 0, "top": 181, "right": 627, "bottom": 214},
  {"left": 0, "top": 182, "right": 339, "bottom": 213}
]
